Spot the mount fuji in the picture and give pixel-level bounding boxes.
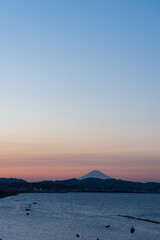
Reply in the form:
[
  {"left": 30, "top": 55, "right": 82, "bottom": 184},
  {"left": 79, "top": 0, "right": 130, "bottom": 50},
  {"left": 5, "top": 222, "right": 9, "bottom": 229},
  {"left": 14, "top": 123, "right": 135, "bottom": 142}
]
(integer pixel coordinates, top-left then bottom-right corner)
[{"left": 79, "top": 170, "right": 111, "bottom": 180}]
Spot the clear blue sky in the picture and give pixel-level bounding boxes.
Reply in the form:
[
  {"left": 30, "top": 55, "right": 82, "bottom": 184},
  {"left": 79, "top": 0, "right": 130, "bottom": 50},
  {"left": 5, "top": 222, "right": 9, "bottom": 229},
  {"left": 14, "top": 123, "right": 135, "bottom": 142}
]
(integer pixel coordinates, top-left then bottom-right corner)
[{"left": 0, "top": 0, "right": 160, "bottom": 181}]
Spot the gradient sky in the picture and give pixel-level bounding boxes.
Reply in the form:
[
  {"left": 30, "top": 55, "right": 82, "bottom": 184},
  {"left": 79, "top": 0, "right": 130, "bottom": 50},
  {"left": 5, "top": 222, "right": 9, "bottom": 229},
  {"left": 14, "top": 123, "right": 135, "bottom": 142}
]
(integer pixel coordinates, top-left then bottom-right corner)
[{"left": 0, "top": 0, "right": 160, "bottom": 182}]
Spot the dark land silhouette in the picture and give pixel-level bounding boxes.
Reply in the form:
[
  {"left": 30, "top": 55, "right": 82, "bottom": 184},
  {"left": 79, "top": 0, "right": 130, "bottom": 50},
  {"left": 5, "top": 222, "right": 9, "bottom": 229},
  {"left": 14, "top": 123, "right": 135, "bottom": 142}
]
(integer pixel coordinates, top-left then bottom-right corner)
[{"left": 0, "top": 176, "right": 160, "bottom": 198}]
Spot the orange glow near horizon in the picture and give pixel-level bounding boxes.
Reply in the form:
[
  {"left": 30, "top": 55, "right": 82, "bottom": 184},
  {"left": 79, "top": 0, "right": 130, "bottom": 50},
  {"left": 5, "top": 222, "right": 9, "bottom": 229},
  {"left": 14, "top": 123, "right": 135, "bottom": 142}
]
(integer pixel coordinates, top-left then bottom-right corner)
[
  {"left": 0, "top": 151, "right": 160, "bottom": 182},
  {"left": 0, "top": 128, "right": 160, "bottom": 182}
]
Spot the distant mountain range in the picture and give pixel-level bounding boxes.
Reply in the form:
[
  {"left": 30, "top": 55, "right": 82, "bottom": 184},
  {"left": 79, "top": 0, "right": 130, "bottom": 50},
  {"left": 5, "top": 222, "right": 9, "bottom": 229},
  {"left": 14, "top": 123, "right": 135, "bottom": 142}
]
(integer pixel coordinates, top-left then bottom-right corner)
[
  {"left": 79, "top": 170, "right": 111, "bottom": 180},
  {"left": 0, "top": 171, "right": 160, "bottom": 194},
  {"left": 0, "top": 178, "right": 27, "bottom": 184}
]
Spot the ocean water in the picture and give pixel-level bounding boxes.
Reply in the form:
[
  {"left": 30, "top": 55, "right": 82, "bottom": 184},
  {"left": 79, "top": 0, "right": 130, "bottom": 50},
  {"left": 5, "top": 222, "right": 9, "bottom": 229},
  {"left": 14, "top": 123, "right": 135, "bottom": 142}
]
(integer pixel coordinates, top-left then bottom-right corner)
[{"left": 0, "top": 193, "right": 160, "bottom": 240}]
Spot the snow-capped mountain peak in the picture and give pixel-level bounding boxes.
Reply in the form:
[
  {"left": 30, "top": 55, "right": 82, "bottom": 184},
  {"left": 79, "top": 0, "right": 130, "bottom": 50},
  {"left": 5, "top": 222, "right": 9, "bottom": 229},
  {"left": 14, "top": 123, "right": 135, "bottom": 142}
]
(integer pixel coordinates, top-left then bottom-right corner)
[{"left": 79, "top": 170, "right": 111, "bottom": 180}]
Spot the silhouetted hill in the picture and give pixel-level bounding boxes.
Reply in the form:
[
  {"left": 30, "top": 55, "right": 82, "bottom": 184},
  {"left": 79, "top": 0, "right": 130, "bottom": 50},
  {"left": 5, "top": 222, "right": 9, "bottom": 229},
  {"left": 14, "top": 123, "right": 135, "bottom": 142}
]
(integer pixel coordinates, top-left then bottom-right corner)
[
  {"left": 0, "top": 177, "right": 160, "bottom": 194},
  {"left": 29, "top": 178, "right": 160, "bottom": 193},
  {"left": 0, "top": 178, "right": 27, "bottom": 184}
]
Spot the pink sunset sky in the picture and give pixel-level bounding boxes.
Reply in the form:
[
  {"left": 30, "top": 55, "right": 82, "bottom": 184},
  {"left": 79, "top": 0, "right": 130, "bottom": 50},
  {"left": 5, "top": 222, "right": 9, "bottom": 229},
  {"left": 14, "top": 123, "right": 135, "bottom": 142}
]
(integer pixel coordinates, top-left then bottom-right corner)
[{"left": 0, "top": 0, "right": 160, "bottom": 182}]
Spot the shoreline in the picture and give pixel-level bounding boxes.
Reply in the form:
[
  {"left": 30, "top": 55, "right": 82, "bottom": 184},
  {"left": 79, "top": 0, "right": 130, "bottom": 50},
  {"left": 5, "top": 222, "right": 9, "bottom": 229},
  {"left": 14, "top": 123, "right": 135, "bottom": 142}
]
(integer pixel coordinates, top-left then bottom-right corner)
[
  {"left": 0, "top": 191, "right": 160, "bottom": 200},
  {"left": 0, "top": 191, "right": 18, "bottom": 199}
]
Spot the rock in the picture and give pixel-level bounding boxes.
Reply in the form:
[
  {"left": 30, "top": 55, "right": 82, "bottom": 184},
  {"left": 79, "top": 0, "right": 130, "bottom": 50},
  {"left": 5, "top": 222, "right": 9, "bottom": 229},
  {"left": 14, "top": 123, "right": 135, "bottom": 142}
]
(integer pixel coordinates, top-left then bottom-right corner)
[
  {"left": 76, "top": 234, "right": 80, "bottom": 238},
  {"left": 105, "top": 225, "right": 110, "bottom": 228},
  {"left": 130, "top": 226, "right": 135, "bottom": 233}
]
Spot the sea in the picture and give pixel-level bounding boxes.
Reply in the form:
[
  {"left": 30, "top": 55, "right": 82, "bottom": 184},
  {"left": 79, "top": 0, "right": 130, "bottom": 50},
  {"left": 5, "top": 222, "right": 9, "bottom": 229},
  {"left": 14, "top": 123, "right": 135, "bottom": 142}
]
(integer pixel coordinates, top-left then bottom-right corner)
[{"left": 0, "top": 193, "right": 160, "bottom": 240}]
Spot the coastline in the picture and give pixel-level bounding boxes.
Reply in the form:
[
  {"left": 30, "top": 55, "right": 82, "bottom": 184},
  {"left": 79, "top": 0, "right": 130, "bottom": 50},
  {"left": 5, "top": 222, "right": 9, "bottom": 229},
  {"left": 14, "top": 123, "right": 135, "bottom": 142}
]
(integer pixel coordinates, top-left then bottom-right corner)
[{"left": 0, "top": 191, "right": 18, "bottom": 199}]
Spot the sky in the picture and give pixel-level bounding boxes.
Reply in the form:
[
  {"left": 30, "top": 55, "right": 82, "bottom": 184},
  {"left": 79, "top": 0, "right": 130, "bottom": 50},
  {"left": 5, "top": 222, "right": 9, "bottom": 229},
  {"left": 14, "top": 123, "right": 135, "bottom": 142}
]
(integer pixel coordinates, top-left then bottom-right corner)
[{"left": 0, "top": 0, "right": 160, "bottom": 182}]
